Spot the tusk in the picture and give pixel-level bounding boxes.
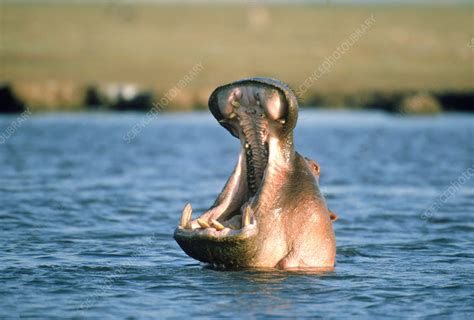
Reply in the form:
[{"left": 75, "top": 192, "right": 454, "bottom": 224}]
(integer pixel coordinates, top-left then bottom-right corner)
[
  {"left": 197, "top": 218, "right": 210, "bottom": 229},
  {"left": 242, "top": 206, "right": 252, "bottom": 227},
  {"left": 180, "top": 203, "right": 192, "bottom": 229},
  {"left": 211, "top": 219, "right": 225, "bottom": 231}
]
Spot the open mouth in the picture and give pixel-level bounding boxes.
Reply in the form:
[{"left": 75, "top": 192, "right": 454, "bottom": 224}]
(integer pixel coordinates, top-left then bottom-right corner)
[
  {"left": 175, "top": 84, "right": 280, "bottom": 236},
  {"left": 174, "top": 78, "right": 296, "bottom": 265}
]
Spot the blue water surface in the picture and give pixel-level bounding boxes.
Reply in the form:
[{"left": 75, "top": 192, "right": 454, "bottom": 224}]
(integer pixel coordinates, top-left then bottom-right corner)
[{"left": 0, "top": 110, "right": 473, "bottom": 319}]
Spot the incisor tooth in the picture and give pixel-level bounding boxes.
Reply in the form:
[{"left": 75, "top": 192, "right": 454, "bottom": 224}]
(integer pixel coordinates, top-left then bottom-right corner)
[
  {"left": 180, "top": 203, "right": 192, "bottom": 229},
  {"left": 211, "top": 219, "right": 225, "bottom": 231},
  {"left": 242, "top": 206, "right": 252, "bottom": 227},
  {"left": 231, "top": 101, "right": 240, "bottom": 108},
  {"left": 197, "top": 218, "right": 210, "bottom": 229}
]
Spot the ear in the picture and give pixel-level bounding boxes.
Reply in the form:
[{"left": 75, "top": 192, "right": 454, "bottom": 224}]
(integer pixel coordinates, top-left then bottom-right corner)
[
  {"left": 329, "top": 210, "right": 338, "bottom": 222},
  {"left": 312, "top": 162, "right": 320, "bottom": 175},
  {"left": 304, "top": 157, "right": 321, "bottom": 176}
]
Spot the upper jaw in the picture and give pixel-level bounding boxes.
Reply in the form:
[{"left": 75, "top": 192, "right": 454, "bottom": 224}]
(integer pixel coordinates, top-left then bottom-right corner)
[{"left": 208, "top": 77, "right": 298, "bottom": 138}]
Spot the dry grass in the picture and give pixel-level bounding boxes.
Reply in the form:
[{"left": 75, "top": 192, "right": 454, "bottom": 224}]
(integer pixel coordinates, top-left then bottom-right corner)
[{"left": 1, "top": 3, "right": 473, "bottom": 108}]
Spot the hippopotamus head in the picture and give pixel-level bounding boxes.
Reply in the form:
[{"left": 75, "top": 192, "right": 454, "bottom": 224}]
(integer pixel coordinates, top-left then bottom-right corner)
[{"left": 174, "top": 78, "right": 336, "bottom": 269}]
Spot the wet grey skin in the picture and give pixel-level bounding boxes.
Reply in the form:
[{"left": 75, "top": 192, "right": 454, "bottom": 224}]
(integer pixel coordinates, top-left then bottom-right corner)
[{"left": 174, "top": 78, "right": 336, "bottom": 269}]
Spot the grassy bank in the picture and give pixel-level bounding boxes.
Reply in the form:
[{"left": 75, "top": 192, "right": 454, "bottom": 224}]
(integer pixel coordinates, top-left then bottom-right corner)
[{"left": 1, "top": 3, "right": 473, "bottom": 112}]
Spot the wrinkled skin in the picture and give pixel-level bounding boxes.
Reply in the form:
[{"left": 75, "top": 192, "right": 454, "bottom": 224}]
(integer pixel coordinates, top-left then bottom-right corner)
[{"left": 174, "top": 78, "right": 336, "bottom": 269}]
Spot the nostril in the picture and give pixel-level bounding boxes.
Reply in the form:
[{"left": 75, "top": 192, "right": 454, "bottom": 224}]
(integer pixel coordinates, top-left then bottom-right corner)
[
  {"left": 233, "top": 88, "right": 242, "bottom": 100},
  {"left": 219, "top": 99, "right": 233, "bottom": 119},
  {"left": 219, "top": 89, "right": 243, "bottom": 119},
  {"left": 263, "top": 90, "right": 288, "bottom": 123}
]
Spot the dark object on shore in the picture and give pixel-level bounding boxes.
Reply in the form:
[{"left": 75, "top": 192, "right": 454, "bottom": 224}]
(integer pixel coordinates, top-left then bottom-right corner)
[
  {"left": 110, "top": 92, "right": 154, "bottom": 111},
  {"left": 0, "top": 84, "right": 26, "bottom": 113},
  {"left": 84, "top": 85, "right": 103, "bottom": 109},
  {"left": 361, "top": 91, "right": 406, "bottom": 113},
  {"left": 435, "top": 91, "right": 474, "bottom": 112},
  {"left": 84, "top": 84, "right": 155, "bottom": 111}
]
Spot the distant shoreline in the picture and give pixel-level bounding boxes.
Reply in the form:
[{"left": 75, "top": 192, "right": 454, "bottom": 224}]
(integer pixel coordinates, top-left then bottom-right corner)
[
  {"left": 1, "top": 82, "right": 472, "bottom": 114},
  {"left": 2, "top": 3, "right": 472, "bottom": 114}
]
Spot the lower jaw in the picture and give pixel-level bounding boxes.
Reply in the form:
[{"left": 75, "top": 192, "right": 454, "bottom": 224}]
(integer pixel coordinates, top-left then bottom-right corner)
[
  {"left": 174, "top": 137, "right": 268, "bottom": 266},
  {"left": 174, "top": 224, "right": 259, "bottom": 266},
  {"left": 174, "top": 198, "right": 260, "bottom": 266}
]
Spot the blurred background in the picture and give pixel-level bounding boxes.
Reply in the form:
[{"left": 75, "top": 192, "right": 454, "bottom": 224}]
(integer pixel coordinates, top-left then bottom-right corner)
[{"left": 1, "top": 0, "right": 473, "bottom": 114}]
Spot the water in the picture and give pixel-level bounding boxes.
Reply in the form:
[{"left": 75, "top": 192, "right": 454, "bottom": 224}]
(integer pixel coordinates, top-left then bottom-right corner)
[{"left": 1, "top": 110, "right": 473, "bottom": 319}]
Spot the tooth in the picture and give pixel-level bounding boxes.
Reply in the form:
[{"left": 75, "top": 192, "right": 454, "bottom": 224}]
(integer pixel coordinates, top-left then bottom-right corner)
[
  {"left": 211, "top": 219, "right": 225, "bottom": 231},
  {"left": 231, "top": 101, "right": 240, "bottom": 108},
  {"left": 242, "top": 206, "right": 252, "bottom": 227},
  {"left": 278, "top": 119, "right": 286, "bottom": 124},
  {"left": 245, "top": 143, "right": 250, "bottom": 149},
  {"left": 180, "top": 203, "right": 192, "bottom": 229},
  {"left": 197, "top": 218, "right": 210, "bottom": 229}
]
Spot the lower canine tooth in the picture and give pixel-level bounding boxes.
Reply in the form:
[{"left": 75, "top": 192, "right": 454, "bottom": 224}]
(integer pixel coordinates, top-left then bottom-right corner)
[
  {"left": 180, "top": 203, "right": 192, "bottom": 229},
  {"left": 197, "top": 218, "right": 210, "bottom": 229},
  {"left": 211, "top": 219, "right": 225, "bottom": 231},
  {"left": 242, "top": 207, "right": 253, "bottom": 227}
]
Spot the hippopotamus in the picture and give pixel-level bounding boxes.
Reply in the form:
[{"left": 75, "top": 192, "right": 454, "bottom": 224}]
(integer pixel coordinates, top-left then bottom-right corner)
[{"left": 174, "top": 77, "right": 336, "bottom": 269}]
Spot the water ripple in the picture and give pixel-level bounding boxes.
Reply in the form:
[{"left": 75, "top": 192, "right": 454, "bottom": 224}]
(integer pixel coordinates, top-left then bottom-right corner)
[{"left": 1, "top": 111, "right": 473, "bottom": 318}]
